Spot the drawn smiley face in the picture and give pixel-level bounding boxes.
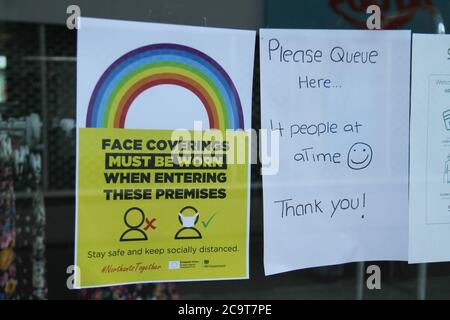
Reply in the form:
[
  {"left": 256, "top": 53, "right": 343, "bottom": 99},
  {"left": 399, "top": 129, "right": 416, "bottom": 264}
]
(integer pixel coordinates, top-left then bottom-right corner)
[{"left": 347, "top": 142, "right": 373, "bottom": 170}]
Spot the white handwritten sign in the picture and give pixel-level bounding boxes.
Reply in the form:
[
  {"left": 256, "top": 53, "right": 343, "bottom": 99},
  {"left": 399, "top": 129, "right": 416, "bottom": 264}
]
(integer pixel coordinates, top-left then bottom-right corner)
[{"left": 260, "top": 29, "right": 411, "bottom": 274}]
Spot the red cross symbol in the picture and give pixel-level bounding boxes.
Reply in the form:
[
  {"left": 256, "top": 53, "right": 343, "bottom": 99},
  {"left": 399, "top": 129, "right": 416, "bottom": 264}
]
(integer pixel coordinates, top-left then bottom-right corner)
[{"left": 144, "top": 217, "right": 157, "bottom": 231}]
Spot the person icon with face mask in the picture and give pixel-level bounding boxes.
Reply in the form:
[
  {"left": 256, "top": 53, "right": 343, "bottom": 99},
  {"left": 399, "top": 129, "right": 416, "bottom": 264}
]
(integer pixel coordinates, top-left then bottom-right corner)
[{"left": 174, "top": 206, "right": 202, "bottom": 240}]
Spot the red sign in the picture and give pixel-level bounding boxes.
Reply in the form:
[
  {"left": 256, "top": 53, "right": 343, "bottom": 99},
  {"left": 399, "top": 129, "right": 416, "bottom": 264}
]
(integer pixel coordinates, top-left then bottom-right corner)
[{"left": 330, "top": 0, "right": 437, "bottom": 29}]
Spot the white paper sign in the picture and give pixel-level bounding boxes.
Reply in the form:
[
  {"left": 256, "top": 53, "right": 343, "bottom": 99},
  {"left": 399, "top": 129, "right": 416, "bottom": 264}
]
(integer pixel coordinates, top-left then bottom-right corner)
[
  {"left": 409, "top": 34, "right": 450, "bottom": 263},
  {"left": 77, "top": 18, "right": 255, "bottom": 131},
  {"left": 260, "top": 29, "right": 411, "bottom": 275}
]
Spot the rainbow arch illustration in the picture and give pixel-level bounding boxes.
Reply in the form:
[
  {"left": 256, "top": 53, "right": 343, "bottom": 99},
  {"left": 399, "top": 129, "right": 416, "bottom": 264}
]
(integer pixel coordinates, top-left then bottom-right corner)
[{"left": 86, "top": 43, "right": 244, "bottom": 130}]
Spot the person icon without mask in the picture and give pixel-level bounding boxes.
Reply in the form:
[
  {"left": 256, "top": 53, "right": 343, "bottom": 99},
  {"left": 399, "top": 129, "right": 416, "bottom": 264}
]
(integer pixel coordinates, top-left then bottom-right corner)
[
  {"left": 120, "top": 207, "right": 148, "bottom": 242},
  {"left": 174, "top": 206, "right": 202, "bottom": 240}
]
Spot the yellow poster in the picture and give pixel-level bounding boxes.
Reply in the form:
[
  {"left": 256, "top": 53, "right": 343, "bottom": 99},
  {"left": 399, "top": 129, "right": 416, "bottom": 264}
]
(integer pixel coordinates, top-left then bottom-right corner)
[
  {"left": 76, "top": 128, "right": 249, "bottom": 287},
  {"left": 75, "top": 18, "right": 255, "bottom": 287}
]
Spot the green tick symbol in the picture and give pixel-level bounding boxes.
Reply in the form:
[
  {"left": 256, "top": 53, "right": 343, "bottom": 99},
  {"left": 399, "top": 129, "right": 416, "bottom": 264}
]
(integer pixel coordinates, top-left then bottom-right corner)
[{"left": 201, "top": 213, "right": 218, "bottom": 228}]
